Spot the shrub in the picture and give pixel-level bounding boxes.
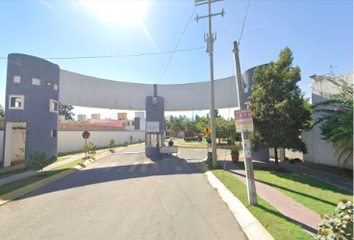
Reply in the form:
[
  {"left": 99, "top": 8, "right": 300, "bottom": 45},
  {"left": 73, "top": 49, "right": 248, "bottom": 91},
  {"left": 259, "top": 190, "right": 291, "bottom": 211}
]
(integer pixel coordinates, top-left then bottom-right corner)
[
  {"left": 83, "top": 142, "right": 97, "bottom": 154},
  {"left": 29, "top": 149, "right": 57, "bottom": 172},
  {"left": 108, "top": 138, "right": 115, "bottom": 148},
  {"left": 205, "top": 136, "right": 211, "bottom": 144},
  {"left": 124, "top": 141, "right": 129, "bottom": 146},
  {"left": 230, "top": 148, "right": 239, "bottom": 155},
  {"left": 184, "top": 137, "right": 198, "bottom": 142},
  {"left": 139, "top": 138, "right": 142, "bottom": 143},
  {"left": 317, "top": 199, "right": 353, "bottom": 239}
]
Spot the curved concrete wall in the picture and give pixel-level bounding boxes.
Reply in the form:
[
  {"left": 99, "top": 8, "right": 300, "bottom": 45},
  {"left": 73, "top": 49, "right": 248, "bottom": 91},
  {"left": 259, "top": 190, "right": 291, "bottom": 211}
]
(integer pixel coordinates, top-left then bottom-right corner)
[{"left": 59, "top": 71, "right": 240, "bottom": 111}]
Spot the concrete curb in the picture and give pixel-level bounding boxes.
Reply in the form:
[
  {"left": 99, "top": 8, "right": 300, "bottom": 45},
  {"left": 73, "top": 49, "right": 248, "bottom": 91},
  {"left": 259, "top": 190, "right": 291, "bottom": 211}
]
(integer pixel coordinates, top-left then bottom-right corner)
[
  {"left": 177, "top": 145, "right": 241, "bottom": 149},
  {"left": 0, "top": 149, "right": 112, "bottom": 207},
  {"left": 201, "top": 162, "right": 274, "bottom": 240}
]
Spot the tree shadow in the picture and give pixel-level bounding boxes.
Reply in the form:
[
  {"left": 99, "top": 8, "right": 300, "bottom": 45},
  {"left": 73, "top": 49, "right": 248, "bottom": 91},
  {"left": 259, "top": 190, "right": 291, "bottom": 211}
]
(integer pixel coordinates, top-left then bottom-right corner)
[
  {"left": 10, "top": 155, "right": 204, "bottom": 201},
  {"left": 254, "top": 204, "right": 318, "bottom": 235},
  {"left": 224, "top": 161, "right": 338, "bottom": 207}
]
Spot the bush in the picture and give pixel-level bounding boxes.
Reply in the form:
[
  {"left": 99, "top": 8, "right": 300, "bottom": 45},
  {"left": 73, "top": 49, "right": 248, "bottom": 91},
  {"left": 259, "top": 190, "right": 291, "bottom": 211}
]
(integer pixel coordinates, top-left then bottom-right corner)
[
  {"left": 184, "top": 137, "right": 198, "bottom": 142},
  {"left": 29, "top": 149, "right": 57, "bottom": 172},
  {"left": 205, "top": 136, "right": 211, "bottom": 144},
  {"left": 317, "top": 199, "right": 353, "bottom": 239},
  {"left": 108, "top": 139, "right": 115, "bottom": 148},
  {"left": 230, "top": 148, "right": 239, "bottom": 155},
  {"left": 83, "top": 142, "right": 97, "bottom": 154},
  {"left": 124, "top": 141, "right": 129, "bottom": 146}
]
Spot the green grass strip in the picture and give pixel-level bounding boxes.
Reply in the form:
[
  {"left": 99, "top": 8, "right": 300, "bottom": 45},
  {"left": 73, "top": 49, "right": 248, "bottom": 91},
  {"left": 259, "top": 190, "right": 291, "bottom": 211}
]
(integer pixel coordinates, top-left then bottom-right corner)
[
  {"left": 234, "top": 162, "right": 353, "bottom": 216},
  {"left": 0, "top": 158, "right": 85, "bottom": 196},
  {"left": 309, "top": 163, "right": 353, "bottom": 180},
  {"left": 210, "top": 168, "right": 313, "bottom": 240},
  {"left": 0, "top": 166, "right": 35, "bottom": 179}
]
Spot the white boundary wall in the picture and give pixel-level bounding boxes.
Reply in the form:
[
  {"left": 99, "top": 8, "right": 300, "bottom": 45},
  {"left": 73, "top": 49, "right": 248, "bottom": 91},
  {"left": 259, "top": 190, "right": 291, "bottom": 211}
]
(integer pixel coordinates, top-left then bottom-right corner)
[
  {"left": 57, "top": 130, "right": 145, "bottom": 154},
  {"left": 0, "top": 130, "right": 3, "bottom": 162}
]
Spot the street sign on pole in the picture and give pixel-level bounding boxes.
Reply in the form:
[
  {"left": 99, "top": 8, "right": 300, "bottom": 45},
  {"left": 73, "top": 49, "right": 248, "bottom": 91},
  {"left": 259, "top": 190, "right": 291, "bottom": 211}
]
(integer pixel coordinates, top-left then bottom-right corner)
[
  {"left": 234, "top": 109, "right": 254, "bottom": 132},
  {"left": 203, "top": 126, "right": 211, "bottom": 135}
]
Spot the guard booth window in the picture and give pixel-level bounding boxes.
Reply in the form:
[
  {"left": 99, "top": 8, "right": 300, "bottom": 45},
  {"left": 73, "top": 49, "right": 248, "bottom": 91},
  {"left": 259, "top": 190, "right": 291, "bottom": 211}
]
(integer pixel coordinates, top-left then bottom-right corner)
[{"left": 146, "top": 134, "right": 162, "bottom": 147}]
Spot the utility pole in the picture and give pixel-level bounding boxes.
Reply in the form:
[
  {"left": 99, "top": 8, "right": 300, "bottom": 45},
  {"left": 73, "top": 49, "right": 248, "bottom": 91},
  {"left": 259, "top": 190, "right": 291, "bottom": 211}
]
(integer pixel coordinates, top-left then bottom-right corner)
[
  {"left": 233, "top": 41, "right": 258, "bottom": 205},
  {"left": 195, "top": 0, "right": 224, "bottom": 168}
]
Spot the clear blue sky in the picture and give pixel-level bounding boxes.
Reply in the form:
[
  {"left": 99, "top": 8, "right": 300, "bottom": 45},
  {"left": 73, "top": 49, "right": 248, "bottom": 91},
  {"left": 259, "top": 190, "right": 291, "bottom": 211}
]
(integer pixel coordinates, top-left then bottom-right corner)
[{"left": 0, "top": 0, "right": 352, "bottom": 120}]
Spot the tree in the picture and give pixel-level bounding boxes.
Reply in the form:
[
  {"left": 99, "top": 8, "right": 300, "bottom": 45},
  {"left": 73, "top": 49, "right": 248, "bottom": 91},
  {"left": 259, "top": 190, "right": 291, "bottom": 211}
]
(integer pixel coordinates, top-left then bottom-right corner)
[
  {"left": 313, "top": 74, "right": 353, "bottom": 166},
  {"left": 59, "top": 104, "right": 75, "bottom": 120},
  {"left": 0, "top": 104, "right": 4, "bottom": 117},
  {"left": 248, "top": 47, "right": 312, "bottom": 168},
  {"left": 183, "top": 119, "right": 195, "bottom": 135},
  {"left": 170, "top": 116, "right": 185, "bottom": 137},
  {"left": 29, "top": 149, "right": 57, "bottom": 172}
]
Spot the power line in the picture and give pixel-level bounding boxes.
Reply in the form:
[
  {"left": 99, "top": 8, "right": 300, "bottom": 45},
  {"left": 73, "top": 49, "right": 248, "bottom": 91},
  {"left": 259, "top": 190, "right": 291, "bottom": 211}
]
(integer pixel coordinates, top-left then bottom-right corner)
[
  {"left": 0, "top": 46, "right": 204, "bottom": 60},
  {"left": 156, "top": 7, "right": 197, "bottom": 84},
  {"left": 238, "top": 0, "right": 251, "bottom": 47},
  {"left": 155, "top": 5, "right": 191, "bottom": 83}
]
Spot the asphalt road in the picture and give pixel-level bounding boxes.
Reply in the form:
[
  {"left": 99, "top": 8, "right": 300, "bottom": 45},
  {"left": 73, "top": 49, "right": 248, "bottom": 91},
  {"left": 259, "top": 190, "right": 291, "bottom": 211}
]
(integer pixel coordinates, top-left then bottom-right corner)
[{"left": 0, "top": 144, "right": 245, "bottom": 240}]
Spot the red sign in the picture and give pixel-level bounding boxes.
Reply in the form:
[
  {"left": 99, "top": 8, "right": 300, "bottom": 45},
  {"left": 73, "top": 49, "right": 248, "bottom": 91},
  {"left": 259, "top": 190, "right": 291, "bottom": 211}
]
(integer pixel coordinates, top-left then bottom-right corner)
[
  {"left": 82, "top": 131, "right": 90, "bottom": 139},
  {"left": 234, "top": 109, "right": 254, "bottom": 132}
]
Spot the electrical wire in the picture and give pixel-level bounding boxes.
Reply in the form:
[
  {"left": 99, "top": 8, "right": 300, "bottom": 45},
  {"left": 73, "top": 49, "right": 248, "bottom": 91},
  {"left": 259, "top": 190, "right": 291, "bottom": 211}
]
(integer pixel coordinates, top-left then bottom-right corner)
[
  {"left": 238, "top": 0, "right": 251, "bottom": 47},
  {"left": 156, "top": 7, "right": 197, "bottom": 84},
  {"left": 0, "top": 46, "right": 204, "bottom": 60},
  {"left": 155, "top": 5, "right": 191, "bottom": 83}
]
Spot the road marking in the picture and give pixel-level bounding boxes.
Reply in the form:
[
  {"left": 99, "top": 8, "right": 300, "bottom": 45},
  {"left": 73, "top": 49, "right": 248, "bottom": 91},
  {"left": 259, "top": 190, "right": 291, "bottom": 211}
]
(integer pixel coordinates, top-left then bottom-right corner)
[
  {"left": 140, "top": 160, "right": 150, "bottom": 172},
  {"left": 128, "top": 162, "right": 139, "bottom": 172},
  {"left": 115, "top": 166, "right": 125, "bottom": 173},
  {"left": 120, "top": 152, "right": 145, "bottom": 155},
  {"left": 103, "top": 162, "right": 117, "bottom": 172},
  {"left": 175, "top": 165, "right": 182, "bottom": 172},
  {"left": 152, "top": 162, "right": 159, "bottom": 171}
]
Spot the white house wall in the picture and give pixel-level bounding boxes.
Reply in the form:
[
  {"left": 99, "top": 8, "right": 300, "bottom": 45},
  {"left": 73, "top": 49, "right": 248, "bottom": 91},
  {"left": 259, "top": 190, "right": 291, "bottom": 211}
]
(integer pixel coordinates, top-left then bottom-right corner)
[
  {"left": 310, "top": 72, "right": 353, "bottom": 168},
  {"left": 57, "top": 130, "right": 145, "bottom": 154}
]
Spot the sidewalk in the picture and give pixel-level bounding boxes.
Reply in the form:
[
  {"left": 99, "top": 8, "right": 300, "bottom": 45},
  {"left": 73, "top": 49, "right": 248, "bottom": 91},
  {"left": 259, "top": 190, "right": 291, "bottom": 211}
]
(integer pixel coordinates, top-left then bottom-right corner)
[
  {"left": 0, "top": 149, "right": 109, "bottom": 187},
  {"left": 219, "top": 156, "right": 323, "bottom": 235}
]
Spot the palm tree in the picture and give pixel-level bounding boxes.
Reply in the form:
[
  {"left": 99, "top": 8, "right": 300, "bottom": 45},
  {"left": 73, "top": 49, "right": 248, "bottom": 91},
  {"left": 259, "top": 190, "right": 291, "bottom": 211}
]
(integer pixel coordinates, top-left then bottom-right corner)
[
  {"left": 183, "top": 119, "right": 195, "bottom": 136},
  {"left": 170, "top": 116, "right": 185, "bottom": 138}
]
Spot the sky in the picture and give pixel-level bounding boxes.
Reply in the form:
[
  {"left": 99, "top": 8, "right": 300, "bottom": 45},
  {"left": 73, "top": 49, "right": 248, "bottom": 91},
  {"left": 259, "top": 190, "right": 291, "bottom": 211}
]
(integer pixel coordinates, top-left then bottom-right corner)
[{"left": 0, "top": 0, "right": 352, "bottom": 121}]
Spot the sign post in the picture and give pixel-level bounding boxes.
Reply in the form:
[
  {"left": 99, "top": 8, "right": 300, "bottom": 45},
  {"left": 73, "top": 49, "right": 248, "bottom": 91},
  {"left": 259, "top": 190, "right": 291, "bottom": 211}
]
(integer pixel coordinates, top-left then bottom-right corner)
[
  {"left": 203, "top": 126, "right": 211, "bottom": 160},
  {"left": 233, "top": 41, "right": 258, "bottom": 205},
  {"left": 82, "top": 131, "right": 90, "bottom": 159}
]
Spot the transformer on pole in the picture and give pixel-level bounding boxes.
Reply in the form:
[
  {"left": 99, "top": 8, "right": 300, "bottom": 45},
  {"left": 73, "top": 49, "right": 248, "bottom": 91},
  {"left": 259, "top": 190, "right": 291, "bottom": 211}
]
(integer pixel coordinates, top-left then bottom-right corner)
[{"left": 195, "top": 0, "right": 224, "bottom": 168}]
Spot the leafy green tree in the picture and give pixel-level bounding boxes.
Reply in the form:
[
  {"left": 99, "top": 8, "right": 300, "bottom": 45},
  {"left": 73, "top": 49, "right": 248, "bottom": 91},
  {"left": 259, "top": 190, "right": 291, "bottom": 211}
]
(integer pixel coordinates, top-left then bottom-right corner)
[
  {"left": 313, "top": 75, "right": 353, "bottom": 167},
  {"left": 29, "top": 149, "right": 57, "bottom": 172},
  {"left": 59, "top": 104, "right": 75, "bottom": 120},
  {"left": 248, "top": 47, "right": 312, "bottom": 167},
  {"left": 0, "top": 104, "right": 4, "bottom": 117},
  {"left": 108, "top": 138, "right": 116, "bottom": 148}
]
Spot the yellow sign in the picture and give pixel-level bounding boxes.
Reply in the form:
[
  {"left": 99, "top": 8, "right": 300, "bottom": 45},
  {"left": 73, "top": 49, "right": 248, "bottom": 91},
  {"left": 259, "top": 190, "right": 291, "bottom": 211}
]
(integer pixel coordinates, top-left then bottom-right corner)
[{"left": 203, "top": 126, "right": 211, "bottom": 135}]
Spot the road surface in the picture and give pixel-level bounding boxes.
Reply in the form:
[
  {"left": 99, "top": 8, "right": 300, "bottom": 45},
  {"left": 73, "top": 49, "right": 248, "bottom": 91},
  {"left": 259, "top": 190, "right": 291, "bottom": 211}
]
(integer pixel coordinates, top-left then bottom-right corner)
[{"left": 0, "top": 144, "right": 245, "bottom": 240}]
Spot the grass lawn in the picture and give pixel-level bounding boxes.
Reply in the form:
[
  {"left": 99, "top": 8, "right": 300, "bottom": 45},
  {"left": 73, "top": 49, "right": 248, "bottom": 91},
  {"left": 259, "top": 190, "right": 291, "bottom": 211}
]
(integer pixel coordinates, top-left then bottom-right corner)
[
  {"left": 0, "top": 166, "right": 35, "bottom": 179},
  {"left": 0, "top": 158, "right": 86, "bottom": 197},
  {"left": 308, "top": 163, "right": 353, "bottom": 180},
  {"left": 210, "top": 167, "right": 313, "bottom": 240},
  {"left": 234, "top": 161, "right": 353, "bottom": 216}
]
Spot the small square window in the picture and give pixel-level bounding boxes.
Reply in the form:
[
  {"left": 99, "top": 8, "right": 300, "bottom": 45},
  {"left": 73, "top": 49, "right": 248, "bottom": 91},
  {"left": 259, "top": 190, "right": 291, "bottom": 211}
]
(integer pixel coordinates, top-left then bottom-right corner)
[
  {"left": 51, "top": 129, "right": 57, "bottom": 137},
  {"left": 49, "top": 99, "right": 59, "bottom": 113},
  {"left": 13, "top": 76, "right": 21, "bottom": 83},
  {"left": 54, "top": 84, "right": 58, "bottom": 91},
  {"left": 9, "top": 95, "right": 24, "bottom": 110},
  {"left": 32, "top": 78, "right": 40, "bottom": 86}
]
